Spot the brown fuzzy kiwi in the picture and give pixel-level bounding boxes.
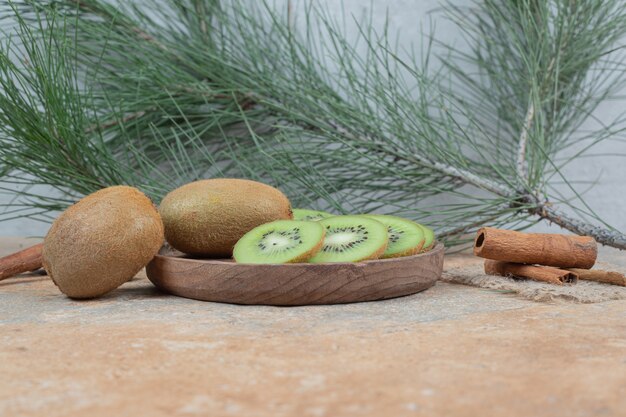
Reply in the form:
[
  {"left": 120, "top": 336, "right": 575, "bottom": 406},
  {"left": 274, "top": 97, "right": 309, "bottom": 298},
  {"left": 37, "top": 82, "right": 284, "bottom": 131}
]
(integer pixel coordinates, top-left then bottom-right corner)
[
  {"left": 159, "top": 178, "right": 293, "bottom": 257},
  {"left": 42, "top": 186, "right": 164, "bottom": 299}
]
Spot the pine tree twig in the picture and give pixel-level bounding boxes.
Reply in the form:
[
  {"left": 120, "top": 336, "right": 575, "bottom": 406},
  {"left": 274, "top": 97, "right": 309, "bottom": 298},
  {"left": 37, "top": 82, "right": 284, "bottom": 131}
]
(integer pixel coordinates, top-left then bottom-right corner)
[
  {"left": 85, "top": 110, "right": 147, "bottom": 133},
  {"left": 516, "top": 100, "right": 534, "bottom": 181},
  {"left": 328, "top": 119, "right": 625, "bottom": 247},
  {"left": 175, "top": 85, "right": 257, "bottom": 109},
  {"left": 193, "top": 0, "right": 208, "bottom": 37},
  {"left": 326, "top": 120, "right": 513, "bottom": 196},
  {"left": 287, "top": 0, "right": 294, "bottom": 31},
  {"left": 535, "top": 204, "right": 626, "bottom": 249}
]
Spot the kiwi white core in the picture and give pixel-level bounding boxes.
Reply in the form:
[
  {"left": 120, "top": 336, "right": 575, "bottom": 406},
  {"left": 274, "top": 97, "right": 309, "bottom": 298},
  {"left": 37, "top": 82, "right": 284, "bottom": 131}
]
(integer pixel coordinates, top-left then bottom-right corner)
[
  {"left": 258, "top": 228, "right": 304, "bottom": 255},
  {"left": 325, "top": 231, "right": 360, "bottom": 246}
]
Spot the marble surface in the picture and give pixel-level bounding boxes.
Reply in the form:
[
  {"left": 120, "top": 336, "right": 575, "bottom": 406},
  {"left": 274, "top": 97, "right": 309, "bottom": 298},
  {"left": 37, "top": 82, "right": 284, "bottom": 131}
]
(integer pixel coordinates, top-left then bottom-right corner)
[{"left": 1, "top": 237, "right": 625, "bottom": 417}]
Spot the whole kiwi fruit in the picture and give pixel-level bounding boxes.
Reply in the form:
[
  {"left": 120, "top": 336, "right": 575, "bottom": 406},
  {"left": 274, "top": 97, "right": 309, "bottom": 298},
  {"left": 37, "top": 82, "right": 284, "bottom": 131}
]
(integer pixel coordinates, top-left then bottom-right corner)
[
  {"left": 159, "top": 178, "right": 293, "bottom": 256},
  {"left": 43, "top": 186, "right": 164, "bottom": 299}
]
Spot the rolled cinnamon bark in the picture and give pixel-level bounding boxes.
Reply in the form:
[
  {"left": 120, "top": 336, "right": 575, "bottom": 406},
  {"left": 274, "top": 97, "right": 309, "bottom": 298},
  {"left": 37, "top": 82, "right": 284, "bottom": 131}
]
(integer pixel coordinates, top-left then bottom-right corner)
[
  {"left": 566, "top": 268, "right": 625, "bottom": 287},
  {"left": 0, "top": 243, "right": 44, "bottom": 281},
  {"left": 484, "top": 259, "right": 578, "bottom": 285},
  {"left": 474, "top": 227, "right": 596, "bottom": 269}
]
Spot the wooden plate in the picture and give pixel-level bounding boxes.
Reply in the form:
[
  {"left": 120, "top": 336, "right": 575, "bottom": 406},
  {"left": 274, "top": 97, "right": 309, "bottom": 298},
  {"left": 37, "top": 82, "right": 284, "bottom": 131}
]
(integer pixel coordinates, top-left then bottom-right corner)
[{"left": 146, "top": 243, "right": 444, "bottom": 306}]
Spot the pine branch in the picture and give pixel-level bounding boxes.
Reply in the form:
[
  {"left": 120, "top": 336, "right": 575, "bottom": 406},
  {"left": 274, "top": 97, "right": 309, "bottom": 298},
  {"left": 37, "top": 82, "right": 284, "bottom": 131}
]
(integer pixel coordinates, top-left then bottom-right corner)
[
  {"left": 516, "top": 100, "right": 534, "bottom": 182},
  {"left": 537, "top": 205, "right": 626, "bottom": 249},
  {"left": 1, "top": 0, "right": 625, "bottom": 250},
  {"left": 326, "top": 120, "right": 512, "bottom": 197},
  {"left": 85, "top": 110, "right": 146, "bottom": 133}
]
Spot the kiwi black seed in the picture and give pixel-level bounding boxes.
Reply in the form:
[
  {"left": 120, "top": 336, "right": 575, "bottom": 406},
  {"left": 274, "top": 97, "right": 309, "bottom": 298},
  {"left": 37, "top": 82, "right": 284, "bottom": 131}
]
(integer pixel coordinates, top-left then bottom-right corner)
[
  {"left": 233, "top": 220, "right": 325, "bottom": 264},
  {"left": 308, "top": 215, "right": 388, "bottom": 263}
]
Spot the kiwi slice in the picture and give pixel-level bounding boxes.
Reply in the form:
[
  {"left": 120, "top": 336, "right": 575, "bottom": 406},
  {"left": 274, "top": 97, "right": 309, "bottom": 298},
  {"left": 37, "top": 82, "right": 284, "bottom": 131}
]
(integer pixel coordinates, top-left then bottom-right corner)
[
  {"left": 364, "top": 214, "right": 426, "bottom": 258},
  {"left": 292, "top": 208, "right": 333, "bottom": 221},
  {"left": 417, "top": 224, "right": 435, "bottom": 251},
  {"left": 233, "top": 220, "right": 325, "bottom": 264},
  {"left": 309, "top": 215, "right": 388, "bottom": 263}
]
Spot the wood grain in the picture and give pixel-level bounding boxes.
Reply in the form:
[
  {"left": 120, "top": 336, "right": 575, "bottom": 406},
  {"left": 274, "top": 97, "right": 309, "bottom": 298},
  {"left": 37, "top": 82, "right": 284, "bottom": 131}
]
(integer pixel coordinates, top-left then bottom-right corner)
[{"left": 146, "top": 243, "right": 444, "bottom": 306}]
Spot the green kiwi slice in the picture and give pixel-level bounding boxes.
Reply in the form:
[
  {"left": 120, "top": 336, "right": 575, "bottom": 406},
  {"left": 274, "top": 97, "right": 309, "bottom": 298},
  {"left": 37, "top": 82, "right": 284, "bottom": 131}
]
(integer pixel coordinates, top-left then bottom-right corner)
[
  {"left": 233, "top": 220, "right": 325, "bottom": 264},
  {"left": 292, "top": 208, "right": 333, "bottom": 221},
  {"left": 417, "top": 224, "right": 435, "bottom": 251},
  {"left": 364, "top": 214, "right": 426, "bottom": 258},
  {"left": 309, "top": 215, "right": 388, "bottom": 263}
]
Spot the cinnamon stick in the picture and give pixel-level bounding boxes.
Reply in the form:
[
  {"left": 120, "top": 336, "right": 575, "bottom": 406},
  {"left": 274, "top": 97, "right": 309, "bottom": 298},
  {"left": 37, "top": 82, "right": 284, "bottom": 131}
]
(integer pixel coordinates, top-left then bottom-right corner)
[
  {"left": 474, "top": 227, "right": 597, "bottom": 269},
  {"left": 566, "top": 268, "right": 626, "bottom": 287},
  {"left": 484, "top": 259, "right": 578, "bottom": 285},
  {"left": 0, "top": 243, "right": 44, "bottom": 281}
]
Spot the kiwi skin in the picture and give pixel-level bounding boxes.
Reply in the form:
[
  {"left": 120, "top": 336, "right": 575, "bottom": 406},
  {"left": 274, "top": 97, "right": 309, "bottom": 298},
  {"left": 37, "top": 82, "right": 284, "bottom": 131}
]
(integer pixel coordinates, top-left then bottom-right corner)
[
  {"left": 42, "top": 186, "right": 164, "bottom": 299},
  {"left": 159, "top": 178, "right": 293, "bottom": 257},
  {"left": 418, "top": 224, "right": 435, "bottom": 252},
  {"left": 364, "top": 240, "right": 388, "bottom": 261},
  {"left": 291, "top": 238, "right": 325, "bottom": 263},
  {"left": 384, "top": 242, "right": 423, "bottom": 259},
  {"left": 357, "top": 219, "right": 388, "bottom": 261}
]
